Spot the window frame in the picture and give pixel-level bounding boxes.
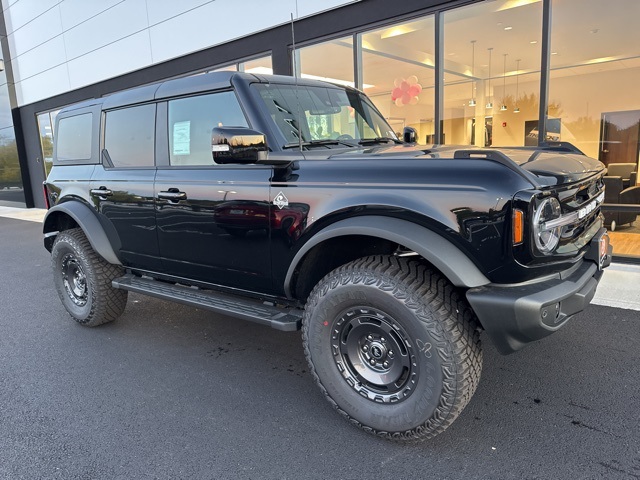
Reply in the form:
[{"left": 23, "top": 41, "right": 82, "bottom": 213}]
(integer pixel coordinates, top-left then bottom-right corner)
[
  {"left": 53, "top": 106, "right": 101, "bottom": 166},
  {"left": 159, "top": 88, "right": 253, "bottom": 169},
  {"left": 100, "top": 102, "right": 158, "bottom": 170}
]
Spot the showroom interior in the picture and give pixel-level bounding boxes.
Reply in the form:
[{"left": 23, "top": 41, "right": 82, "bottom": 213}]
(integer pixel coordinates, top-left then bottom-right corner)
[{"left": 0, "top": 0, "right": 637, "bottom": 259}]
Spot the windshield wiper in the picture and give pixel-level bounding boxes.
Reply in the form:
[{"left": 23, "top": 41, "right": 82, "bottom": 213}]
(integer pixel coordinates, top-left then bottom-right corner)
[
  {"left": 358, "top": 137, "right": 402, "bottom": 146},
  {"left": 283, "top": 139, "right": 357, "bottom": 150}
]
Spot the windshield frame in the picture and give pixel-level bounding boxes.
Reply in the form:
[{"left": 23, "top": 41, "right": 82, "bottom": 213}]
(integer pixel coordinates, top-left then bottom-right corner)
[{"left": 250, "top": 81, "right": 398, "bottom": 151}]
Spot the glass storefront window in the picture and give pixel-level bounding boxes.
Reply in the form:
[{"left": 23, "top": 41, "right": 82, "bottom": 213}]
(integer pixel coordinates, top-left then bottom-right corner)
[
  {"left": 37, "top": 109, "right": 60, "bottom": 177},
  {"left": 550, "top": 0, "right": 640, "bottom": 162},
  {"left": 0, "top": 127, "right": 25, "bottom": 207},
  {"left": 550, "top": 0, "right": 640, "bottom": 257},
  {"left": 298, "top": 36, "right": 354, "bottom": 87},
  {"left": 443, "top": 0, "right": 542, "bottom": 146},
  {"left": 198, "top": 54, "right": 272, "bottom": 75},
  {"left": 210, "top": 64, "right": 238, "bottom": 73},
  {"left": 240, "top": 55, "right": 273, "bottom": 75},
  {"left": 361, "top": 17, "right": 435, "bottom": 143}
]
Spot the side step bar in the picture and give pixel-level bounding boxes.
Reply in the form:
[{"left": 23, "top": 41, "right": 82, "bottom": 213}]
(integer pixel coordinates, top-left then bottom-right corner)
[{"left": 112, "top": 274, "right": 302, "bottom": 331}]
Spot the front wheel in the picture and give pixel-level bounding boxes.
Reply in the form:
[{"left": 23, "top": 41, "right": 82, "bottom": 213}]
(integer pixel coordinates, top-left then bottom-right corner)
[
  {"left": 51, "top": 228, "right": 127, "bottom": 326},
  {"left": 302, "top": 255, "right": 482, "bottom": 441}
]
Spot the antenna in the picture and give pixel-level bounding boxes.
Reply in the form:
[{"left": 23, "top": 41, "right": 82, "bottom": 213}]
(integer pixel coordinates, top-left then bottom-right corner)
[{"left": 291, "top": 13, "right": 303, "bottom": 152}]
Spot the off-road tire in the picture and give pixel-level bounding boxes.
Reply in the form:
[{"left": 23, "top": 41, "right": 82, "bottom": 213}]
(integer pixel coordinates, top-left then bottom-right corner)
[
  {"left": 302, "top": 255, "right": 482, "bottom": 441},
  {"left": 51, "top": 228, "right": 127, "bottom": 326}
]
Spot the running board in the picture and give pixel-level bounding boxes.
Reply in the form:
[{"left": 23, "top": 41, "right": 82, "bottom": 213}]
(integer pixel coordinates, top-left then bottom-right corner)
[{"left": 112, "top": 274, "right": 302, "bottom": 331}]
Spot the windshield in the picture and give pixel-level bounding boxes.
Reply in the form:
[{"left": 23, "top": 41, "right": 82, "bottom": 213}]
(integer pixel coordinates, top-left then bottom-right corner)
[{"left": 252, "top": 83, "right": 398, "bottom": 148}]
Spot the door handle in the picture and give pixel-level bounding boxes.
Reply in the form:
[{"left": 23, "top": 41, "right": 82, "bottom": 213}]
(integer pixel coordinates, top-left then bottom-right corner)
[
  {"left": 90, "top": 187, "right": 113, "bottom": 197},
  {"left": 158, "top": 189, "right": 187, "bottom": 201}
]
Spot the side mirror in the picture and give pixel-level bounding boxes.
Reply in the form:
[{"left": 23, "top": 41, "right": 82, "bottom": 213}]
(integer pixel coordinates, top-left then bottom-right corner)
[
  {"left": 211, "top": 127, "right": 268, "bottom": 164},
  {"left": 403, "top": 126, "right": 418, "bottom": 144}
]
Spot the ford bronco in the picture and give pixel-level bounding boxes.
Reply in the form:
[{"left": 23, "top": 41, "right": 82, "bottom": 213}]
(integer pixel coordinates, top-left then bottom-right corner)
[{"left": 43, "top": 72, "right": 612, "bottom": 440}]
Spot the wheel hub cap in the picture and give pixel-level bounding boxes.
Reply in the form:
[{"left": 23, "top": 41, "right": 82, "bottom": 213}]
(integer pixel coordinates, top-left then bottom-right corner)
[
  {"left": 61, "top": 253, "right": 88, "bottom": 307},
  {"left": 331, "top": 307, "right": 418, "bottom": 404}
]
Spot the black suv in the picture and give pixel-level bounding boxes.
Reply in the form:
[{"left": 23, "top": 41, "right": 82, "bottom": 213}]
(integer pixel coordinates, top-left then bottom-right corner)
[{"left": 43, "top": 72, "right": 612, "bottom": 440}]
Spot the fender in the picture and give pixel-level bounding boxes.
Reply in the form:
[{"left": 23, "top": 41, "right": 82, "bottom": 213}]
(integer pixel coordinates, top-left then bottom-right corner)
[
  {"left": 43, "top": 202, "right": 122, "bottom": 265},
  {"left": 284, "top": 216, "right": 490, "bottom": 297}
]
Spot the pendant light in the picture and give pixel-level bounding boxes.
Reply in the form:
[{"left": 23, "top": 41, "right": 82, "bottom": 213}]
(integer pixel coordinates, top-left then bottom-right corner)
[
  {"left": 469, "top": 40, "right": 476, "bottom": 107},
  {"left": 500, "top": 53, "right": 508, "bottom": 111},
  {"left": 486, "top": 47, "right": 493, "bottom": 109},
  {"left": 514, "top": 59, "right": 521, "bottom": 113}
]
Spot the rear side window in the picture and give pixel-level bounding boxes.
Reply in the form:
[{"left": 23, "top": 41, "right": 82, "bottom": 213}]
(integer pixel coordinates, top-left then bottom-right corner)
[
  {"left": 56, "top": 113, "right": 92, "bottom": 161},
  {"left": 168, "top": 91, "right": 248, "bottom": 166},
  {"left": 104, "top": 104, "right": 155, "bottom": 168}
]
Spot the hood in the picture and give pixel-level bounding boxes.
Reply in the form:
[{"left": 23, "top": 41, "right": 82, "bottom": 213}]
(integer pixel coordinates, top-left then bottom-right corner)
[{"left": 321, "top": 144, "right": 605, "bottom": 186}]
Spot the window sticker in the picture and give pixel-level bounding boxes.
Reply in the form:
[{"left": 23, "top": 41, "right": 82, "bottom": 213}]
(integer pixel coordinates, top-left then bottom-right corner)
[{"left": 173, "top": 121, "right": 191, "bottom": 155}]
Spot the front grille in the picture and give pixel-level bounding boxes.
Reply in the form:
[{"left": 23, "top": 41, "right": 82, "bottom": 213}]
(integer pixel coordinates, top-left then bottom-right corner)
[{"left": 556, "top": 175, "right": 605, "bottom": 254}]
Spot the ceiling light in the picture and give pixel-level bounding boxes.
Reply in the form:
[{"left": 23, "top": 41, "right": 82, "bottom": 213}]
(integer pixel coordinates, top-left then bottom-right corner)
[
  {"left": 501, "top": 53, "right": 508, "bottom": 112},
  {"left": 299, "top": 73, "right": 375, "bottom": 89},
  {"left": 530, "top": 40, "right": 537, "bottom": 44},
  {"left": 469, "top": 40, "right": 476, "bottom": 107},
  {"left": 496, "top": 0, "right": 542, "bottom": 11},
  {"left": 486, "top": 47, "right": 493, "bottom": 110},
  {"left": 380, "top": 25, "right": 418, "bottom": 39},
  {"left": 514, "top": 58, "right": 521, "bottom": 113},
  {"left": 504, "top": 26, "right": 513, "bottom": 31}
]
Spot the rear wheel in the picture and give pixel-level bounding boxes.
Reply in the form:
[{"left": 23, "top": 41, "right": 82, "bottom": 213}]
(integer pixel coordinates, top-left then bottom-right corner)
[
  {"left": 51, "top": 228, "right": 127, "bottom": 326},
  {"left": 302, "top": 255, "right": 482, "bottom": 441}
]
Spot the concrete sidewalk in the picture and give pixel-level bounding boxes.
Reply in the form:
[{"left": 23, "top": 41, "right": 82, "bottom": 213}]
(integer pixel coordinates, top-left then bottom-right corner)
[{"left": 2, "top": 206, "right": 638, "bottom": 311}]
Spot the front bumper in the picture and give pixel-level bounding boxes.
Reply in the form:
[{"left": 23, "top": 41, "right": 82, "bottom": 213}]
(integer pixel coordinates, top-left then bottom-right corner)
[{"left": 466, "top": 229, "right": 612, "bottom": 355}]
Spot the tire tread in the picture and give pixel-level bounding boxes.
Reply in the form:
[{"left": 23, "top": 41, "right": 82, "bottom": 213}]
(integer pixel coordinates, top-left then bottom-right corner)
[
  {"left": 52, "top": 228, "right": 127, "bottom": 326},
  {"left": 302, "top": 254, "right": 482, "bottom": 441}
]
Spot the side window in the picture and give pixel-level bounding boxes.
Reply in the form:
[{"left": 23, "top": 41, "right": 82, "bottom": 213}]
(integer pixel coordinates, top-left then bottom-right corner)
[
  {"left": 56, "top": 113, "right": 92, "bottom": 161},
  {"left": 104, "top": 104, "right": 155, "bottom": 168},
  {"left": 168, "top": 91, "right": 248, "bottom": 166}
]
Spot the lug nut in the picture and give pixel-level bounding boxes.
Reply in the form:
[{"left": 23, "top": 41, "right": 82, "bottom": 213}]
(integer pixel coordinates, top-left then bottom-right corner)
[
  {"left": 367, "top": 334, "right": 373, "bottom": 341},
  {"left": 362, "top": 345, "right": 368, "bottom": 352},
  {"left": 388, "top": 351, "right": 394, "bottom": 358},
  {"left": 370, "top": 359, "right": 376, "bottom": 366},
  {"left": 383, "top": 361, "right": 389, "bottom": 368},
  {"left": 380, "top": 337, "right": 386, "bottom": 343}
]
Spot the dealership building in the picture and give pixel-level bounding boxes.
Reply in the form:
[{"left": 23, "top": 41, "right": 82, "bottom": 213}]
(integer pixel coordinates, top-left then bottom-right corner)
[{"left": 0, "top": 0, "right": 638, "bottom": 259}]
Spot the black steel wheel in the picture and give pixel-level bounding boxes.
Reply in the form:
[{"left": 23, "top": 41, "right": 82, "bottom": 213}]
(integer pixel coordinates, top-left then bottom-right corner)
[
  {"left": 302, "top": 255, "right": 482, "bottom": 441},
  {"left": 331, "top": 307, "right": 418, "bottom": 403},
  {"left": 51, "top": 228, "right": 127, "bottom": 326}
]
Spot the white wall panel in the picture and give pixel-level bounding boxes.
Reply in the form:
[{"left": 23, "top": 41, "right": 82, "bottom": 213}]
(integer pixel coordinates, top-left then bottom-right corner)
[
  {"left": 15, "top": 64, "right": 70, "bottom": 106},
  {"left": 149, "top": 0, "right": 295, "bottom": 64},
  {"left": 1, "top": 0, "right": 17, "bottom": 12},
  {"left": 4, "top": 0, "right": 356, "bottom": 105},
  {"left": 8, "top": 6, "right": 63, "bottom": 57},
  {"left": 297, "top": 0, "right": 357, "bottom": 19},
  {"left": 12, "top": 35, "right": 67, "bottom": 82},
  {"left": 63, "top": 0, "right": 148, "bottom": 60},
  {"left": 146, "top": 0, "right": 211, "bottom": 25},
  {"left": 3, "top": 0, "right": 59, "bottom": 34},
  {"left": 67, "top": 31, "right": 152, "bottom": 90},
  {"left": 59, "top": 0, "right": 122, "bottom": 31}
]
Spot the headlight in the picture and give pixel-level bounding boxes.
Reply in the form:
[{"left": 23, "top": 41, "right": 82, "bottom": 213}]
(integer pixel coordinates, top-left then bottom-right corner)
[{"left": 533, "top": 197, "right": 562, "bottom": 254}]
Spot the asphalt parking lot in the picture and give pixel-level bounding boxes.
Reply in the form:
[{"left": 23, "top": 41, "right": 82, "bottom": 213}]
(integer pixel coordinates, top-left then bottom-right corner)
[{"left": 1, "top": 216, "right": 638, "bottom": 479}]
